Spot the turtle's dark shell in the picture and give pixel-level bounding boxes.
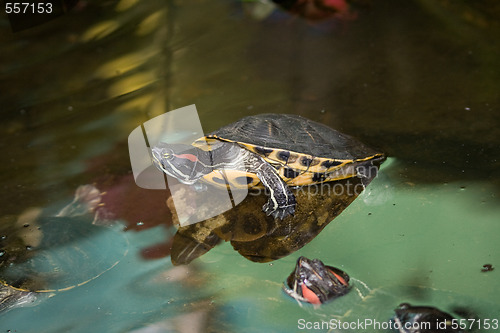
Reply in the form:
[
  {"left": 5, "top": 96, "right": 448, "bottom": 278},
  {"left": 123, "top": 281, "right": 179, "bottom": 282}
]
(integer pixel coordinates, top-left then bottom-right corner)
[
  {"left": 209, "top": 114, "right": 380, "bottom": 160},
  {"left": 193, "top": 113, "right": 385, "bottom": 188}
]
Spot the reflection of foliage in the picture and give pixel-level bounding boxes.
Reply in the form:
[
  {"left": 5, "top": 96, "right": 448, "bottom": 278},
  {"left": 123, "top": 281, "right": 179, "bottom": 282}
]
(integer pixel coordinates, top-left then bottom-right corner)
[{"left": 0, "top": 0, "right": 173, "bottom": 218}]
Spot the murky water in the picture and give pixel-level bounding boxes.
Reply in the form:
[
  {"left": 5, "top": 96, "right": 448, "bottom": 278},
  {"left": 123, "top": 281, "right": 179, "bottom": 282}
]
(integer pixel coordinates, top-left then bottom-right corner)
[{"left": 1, "top": 0, "right": 499, "bottom": 332}]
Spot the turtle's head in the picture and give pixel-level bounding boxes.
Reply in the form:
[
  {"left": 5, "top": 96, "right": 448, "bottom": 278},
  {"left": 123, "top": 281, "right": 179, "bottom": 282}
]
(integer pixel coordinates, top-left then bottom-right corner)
[
  {"left": 285, "top": 256, "right": 350, "bottom": 304},
  {"left": 151, "top": 143, "right": 209, "bottom": 185}
]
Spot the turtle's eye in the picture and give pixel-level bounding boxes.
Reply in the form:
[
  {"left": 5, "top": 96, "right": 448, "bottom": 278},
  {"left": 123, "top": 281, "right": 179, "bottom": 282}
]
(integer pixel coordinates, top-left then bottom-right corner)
[{"left": 163, "top": 148, "right": 175, "bottom": 160}]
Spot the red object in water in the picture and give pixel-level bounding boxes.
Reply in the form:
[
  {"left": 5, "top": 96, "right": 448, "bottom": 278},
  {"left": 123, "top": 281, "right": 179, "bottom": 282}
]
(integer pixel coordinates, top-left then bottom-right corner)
[
  {"left": 273, "top": 0, "right": 354, "bottom": 22},
  {"left": 85, "top": 142, "right": 174, "bottom": 260}
]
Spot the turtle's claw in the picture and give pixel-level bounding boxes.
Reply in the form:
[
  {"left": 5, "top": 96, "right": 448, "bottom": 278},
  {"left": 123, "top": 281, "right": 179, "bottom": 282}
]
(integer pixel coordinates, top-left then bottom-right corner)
[{"left": 262, "top": 202, "right": 296, "bottom": 220}]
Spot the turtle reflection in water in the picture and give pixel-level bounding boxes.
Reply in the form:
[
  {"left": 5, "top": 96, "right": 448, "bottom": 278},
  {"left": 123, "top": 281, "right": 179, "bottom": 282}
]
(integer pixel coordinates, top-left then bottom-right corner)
[
  {"left": 392, "top": 303, "right": 465, "bottom": 333},
  {"left": 154, "top": 114, "right": 385, "bottom": 264},
  {"left": 0, "top": 185, "right": 128, "bottom": 312},
  {"left": 283, "top": 256, "right": 350, "bottom": 305},
  {"left": 152, "top": 113, "right": 385, "bottom": 220},
  {"left": 169, "top": 176, "right": 373, "bottom": 264}
]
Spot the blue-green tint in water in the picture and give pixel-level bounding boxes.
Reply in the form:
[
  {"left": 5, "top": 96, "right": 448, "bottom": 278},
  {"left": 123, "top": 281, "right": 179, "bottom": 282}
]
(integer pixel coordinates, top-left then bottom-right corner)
[{"left": 1, "top": 0, "right": 499, "bottom": 332}]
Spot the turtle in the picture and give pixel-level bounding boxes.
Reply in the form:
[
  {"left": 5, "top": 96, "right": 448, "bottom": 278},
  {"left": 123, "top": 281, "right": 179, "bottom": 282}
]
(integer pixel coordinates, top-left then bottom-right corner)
[
  {"left": 283, "top": 256, "right": 350, "bottom": 305},
  {"left": 0, "top": 185, "right": 128, "bottom": 306},
  {"left": 151, "top": 113, "right": 385, "bottom": 219},
  {"left": 392, "top": 303, "right": 465, "bottom": 333}
]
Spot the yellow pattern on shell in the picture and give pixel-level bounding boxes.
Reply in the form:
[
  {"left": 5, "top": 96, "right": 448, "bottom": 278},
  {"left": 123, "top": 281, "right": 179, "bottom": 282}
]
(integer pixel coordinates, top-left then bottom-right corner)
[{"left": 193, "top": 135, "right": 383, "bottom": 189}]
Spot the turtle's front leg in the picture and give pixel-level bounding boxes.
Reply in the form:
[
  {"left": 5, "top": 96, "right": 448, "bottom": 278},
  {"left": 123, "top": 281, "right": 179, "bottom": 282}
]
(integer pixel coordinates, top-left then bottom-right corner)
[{"left": 246, "top": 153, "right": 296, "bottom": 219}]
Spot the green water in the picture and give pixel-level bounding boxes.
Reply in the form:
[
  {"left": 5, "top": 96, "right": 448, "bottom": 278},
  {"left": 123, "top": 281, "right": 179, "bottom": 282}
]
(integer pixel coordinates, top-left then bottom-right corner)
[{"left": 1, "top": 0, "right": 499, "bottom": 332}]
